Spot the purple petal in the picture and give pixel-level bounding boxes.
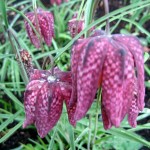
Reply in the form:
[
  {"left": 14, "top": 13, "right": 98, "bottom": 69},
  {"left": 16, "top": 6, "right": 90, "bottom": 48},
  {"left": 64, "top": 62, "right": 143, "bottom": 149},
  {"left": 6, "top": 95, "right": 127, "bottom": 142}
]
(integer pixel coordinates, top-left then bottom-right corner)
[
  {"left": 38, "top": 11, "right": 54, "bottom": 46},
  {"left": 25, "top": 13, "right": 41, "bottom": 48},
  {"left": 68, "top": 19, "right": 84, "bottom": 38},
  {"left": 101, "top": 103, "right": 112, "bottom": 129},
  {"left": 59, "top": 83, "right": 76, "bottom": 126},
  {"left": 102, "top": 38, "right": 137, "bottom": 128},
  {"left": 113, "top": 35, "right": 145, "bottom": 111},
  {"left": 70, "top": 39, "right": 90, "bottom": 107},
  {"left": 30, "top": 69, "right": 51, "bottom": 81},
  {"left": 35, "top": 82, "right": 63, "bottom": 138},
  {"left": 23, "top": 80, "right": 43, "bottom": 128},
  {"left": 74, "top": 37, "right": 108, "bottom": 121},
  {"left": 128, "top": 80, "right": 139, "bottom": 127}
]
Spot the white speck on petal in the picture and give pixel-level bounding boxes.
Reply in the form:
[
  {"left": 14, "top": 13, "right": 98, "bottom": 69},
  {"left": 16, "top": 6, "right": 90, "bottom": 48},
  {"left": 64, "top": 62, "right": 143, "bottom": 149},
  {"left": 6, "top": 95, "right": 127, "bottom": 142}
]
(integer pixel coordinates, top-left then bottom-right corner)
[{"left": 47, "top": 76, "right": 56, "bottom": 83}]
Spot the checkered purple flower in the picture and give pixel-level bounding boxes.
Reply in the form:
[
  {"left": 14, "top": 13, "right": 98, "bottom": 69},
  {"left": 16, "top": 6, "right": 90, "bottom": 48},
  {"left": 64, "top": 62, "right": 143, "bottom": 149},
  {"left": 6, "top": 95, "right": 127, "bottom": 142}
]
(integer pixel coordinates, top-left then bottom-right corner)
[
  {"left": 71, "top": 33, "right": 145, "bottom": 129},
  {"left": 20, "top": 50, "right": 76, "bottom": 138},
  {"left": 25, "top": 8, "right": 54, "bottom": 48}
]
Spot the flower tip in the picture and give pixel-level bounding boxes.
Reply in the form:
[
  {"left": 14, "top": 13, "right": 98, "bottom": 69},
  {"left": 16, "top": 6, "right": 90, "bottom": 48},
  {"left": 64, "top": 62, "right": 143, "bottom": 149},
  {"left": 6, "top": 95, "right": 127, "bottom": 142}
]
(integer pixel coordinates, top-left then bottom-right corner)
[
  {"left": 38, "top": 133, "right": 46, "bottom": 138},
  {"left": 111, "top": 118, "right": 121, "bottom": 128},
  {"left": 74, "top": 112, "right": 84, "bottom": 122},
  {"left": 22, "top": 121, "right": 28, "bottom": 129},
  {"left": 70, "top": 120, "right": 76, "bottom": 127},
  {"left": 128, "top": 118, "right": 137, "bottom": 128}
]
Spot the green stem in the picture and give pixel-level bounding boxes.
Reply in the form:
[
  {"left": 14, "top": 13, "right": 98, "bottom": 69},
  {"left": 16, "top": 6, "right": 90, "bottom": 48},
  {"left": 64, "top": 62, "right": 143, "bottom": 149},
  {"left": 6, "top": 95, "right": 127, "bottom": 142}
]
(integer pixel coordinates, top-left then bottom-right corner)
[
  {"left": 32, "top": 0, "right": 45, "bottom": 53},
  {"left": 87, "top": 115, "right": 92, "bottom": 150},
  {"left": 92, "top": 89, "right": 101, "bottom": 146},
  {"left": 7, "top": 30, "right": 29, "bottom": 84},
  {"left": 8, "top": 28, "right": 22, "bottom": 50},
  {"left": 42, "top": 55, "right": 54, "bottom": 75},
  {"left": 103, "top": 0, "right": 110, "bottom": 35},
  {"left": 0, "top": 0, "right": 9, "bottom": 29}
]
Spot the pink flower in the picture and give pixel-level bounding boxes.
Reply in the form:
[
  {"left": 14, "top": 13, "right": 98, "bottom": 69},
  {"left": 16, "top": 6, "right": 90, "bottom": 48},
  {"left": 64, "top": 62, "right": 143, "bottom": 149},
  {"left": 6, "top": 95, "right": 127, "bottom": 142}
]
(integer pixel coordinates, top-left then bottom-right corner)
[
  {"left": 70, "top": 33, "right": 145, "bottom": 129},
  {"left": 68, "top": 13, "right": 95, "bottom": 38},
  {"left": 19, "top": 50, "right": 76, "bottom": 138},
  {"left": 68, "top": 14, "right": 84, "bottom": 38},
  {"left": 23, "top": 68, "right": 76, "bottom": 138},
  {"left": 25, "top": 8, "right": 54, "bottom": 48}
]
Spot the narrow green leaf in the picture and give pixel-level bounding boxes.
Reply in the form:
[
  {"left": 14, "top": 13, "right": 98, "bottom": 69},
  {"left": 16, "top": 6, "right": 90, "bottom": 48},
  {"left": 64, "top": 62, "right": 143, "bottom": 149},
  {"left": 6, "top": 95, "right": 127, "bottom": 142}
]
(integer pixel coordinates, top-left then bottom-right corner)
[
  {"left": 144, "top": 52, "right": 149, "bottom": 63},
  {"left": 0, "top": 0, "right": 9, "bottom": 28},
  {"left": 0, "top": 121, "right": 23, "bottom": 143},
  {"left": 48, "top": 128, "right": 57, "bottom": 150},
  {"left": 68, "top": 125, "right": 75, "bottom": 150},
  {"left": 0, "top": 85, "right": 24, "bottom": 109},
  {"left": 104, "top": 128, "right": 150, "bottom": 148},
  {"left": 0, "top": 110, "right": 22, "bottom": 132}
]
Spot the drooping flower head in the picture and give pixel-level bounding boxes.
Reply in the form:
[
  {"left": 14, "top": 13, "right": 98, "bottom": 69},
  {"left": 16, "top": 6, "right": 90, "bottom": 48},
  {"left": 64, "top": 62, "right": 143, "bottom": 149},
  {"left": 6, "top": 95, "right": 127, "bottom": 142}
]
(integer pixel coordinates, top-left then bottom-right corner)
[
  {"left": 20, "top": 50, "right": 76, "bottom": 138},
  {"left": 71, "top": 32, "right": 145, "bottom": 129},
  {"left": 68, "top": 13, "right": 84, "bottom": 38},
  {"left": 68, "top": 12, "right": 95, "bottom": 38},
  {"left": 25, "top": 8, "right": 54, "bottom": 48}
]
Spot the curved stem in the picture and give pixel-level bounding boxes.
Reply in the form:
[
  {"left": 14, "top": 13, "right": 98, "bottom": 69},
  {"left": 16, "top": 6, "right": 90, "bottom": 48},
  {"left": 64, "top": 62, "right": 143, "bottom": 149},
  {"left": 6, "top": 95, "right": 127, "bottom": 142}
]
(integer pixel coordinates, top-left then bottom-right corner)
[
  {"left": 32, "top": 0, "right": 45, "bottom": 53},
  {"left": 8, "top": 28, "right": 22, "bottom": 50},
  {"left": 92, "top": 89, "right": 101, "bottom": 146},
  {"left": 87, "top": 114, "right": 92, "bottom": 150},
  {"left": 42, "top": 55, "right": 54, "bottom": 75},
  {"left": 103, "top": 0, "right": 110, "bottom": 35},
  {"left": 7, "top": 30, "right": 29, "bottom": 84}
]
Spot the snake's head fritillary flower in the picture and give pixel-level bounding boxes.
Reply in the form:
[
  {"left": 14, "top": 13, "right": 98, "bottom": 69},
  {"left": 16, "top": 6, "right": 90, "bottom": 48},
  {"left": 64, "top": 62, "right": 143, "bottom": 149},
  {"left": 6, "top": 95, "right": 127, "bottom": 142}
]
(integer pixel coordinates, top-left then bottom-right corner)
[
  {"left": 68, "top": 18, "right": 84, "bottom": 38},
  {"left": 23, "top": 67, "right": 76, "bottom": 138},
  {"left": 19, "top": 50, "right": 76, "bottom": 138},
  {"left": 68, "top": 13, "right": 95, "bottom": 38},
  {"left": 68, "top": 12, "right": 85, "bottom": 38},
  {"left": 71, "top": 33, "right": 145, "bottom": 129},
  {"left": 25, "top": 8, "right": 54, "bottom": 48}
]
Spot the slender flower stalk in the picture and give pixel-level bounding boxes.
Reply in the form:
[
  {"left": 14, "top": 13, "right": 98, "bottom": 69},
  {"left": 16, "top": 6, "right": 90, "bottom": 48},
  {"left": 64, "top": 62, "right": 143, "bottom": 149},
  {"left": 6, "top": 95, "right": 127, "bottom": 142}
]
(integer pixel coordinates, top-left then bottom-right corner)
[
  {"left": 104, "top": 0, "right": 110, "bottom": 35},
  {"left": 33, "top": 2, "right": 44, "bottom": 52},
  {"left": 7, "top": 29, "right": 29, "bottom": 84}
]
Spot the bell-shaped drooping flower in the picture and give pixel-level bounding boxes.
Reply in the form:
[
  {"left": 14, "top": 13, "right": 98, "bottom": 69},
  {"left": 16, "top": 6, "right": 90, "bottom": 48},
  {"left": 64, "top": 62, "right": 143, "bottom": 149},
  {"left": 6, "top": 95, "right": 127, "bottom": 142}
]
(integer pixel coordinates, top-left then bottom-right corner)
[
  {"left": 68, "top": 13, "right": 95, "bottom": 38},
  {"left": 71, "top": 32, "right": 145, "bottom": 129},
  {"left": 20, "top": 50, "right": 76, "bottom": 138},
  {"left": 25, "top": 8, "right": 54, "bottom": 48},
  {"left": 23, "top": 68, "right": 76, "bottom": 138},
  {"left": 68, "top": 13, "right": 84, "bottom": 38}
]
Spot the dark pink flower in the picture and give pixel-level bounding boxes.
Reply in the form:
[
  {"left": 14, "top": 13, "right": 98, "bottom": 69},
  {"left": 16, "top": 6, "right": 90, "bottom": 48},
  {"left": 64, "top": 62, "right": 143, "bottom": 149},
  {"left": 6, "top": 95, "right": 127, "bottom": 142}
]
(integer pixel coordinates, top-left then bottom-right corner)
[
  {"left": 23, "top": 68, "right": 76, "bottom": 138},
  {"left": 71, "top": 33, "right": 145, "bottom": 129},
  {"left": 19, "top": 50, "right": 76, "bottom": 138},
  {"left": 68, "top": 17, "right": 84, "bottom": 38},
  {"left": 68, "top": 13, "right": 95, "bottom": 38},
  {"left": 25, "top": 8, "right": 54, "bottom": 48}
]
